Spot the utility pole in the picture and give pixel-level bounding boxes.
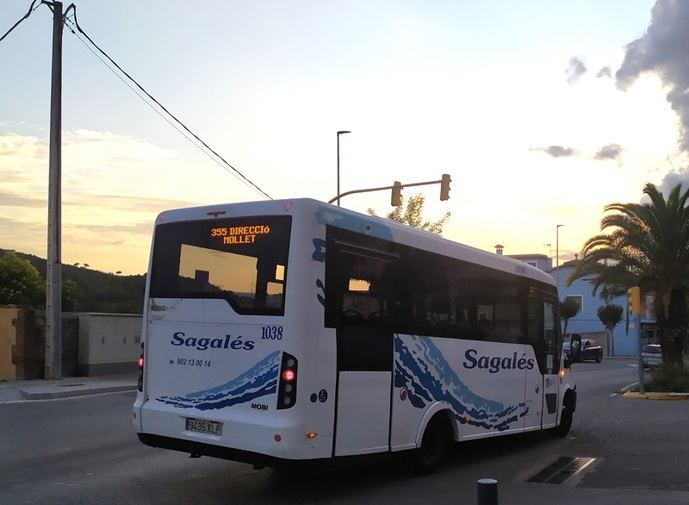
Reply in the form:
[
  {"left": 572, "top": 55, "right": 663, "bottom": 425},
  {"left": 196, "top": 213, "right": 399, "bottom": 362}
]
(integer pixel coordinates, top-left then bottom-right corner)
[
  {"left": 46, "top": 1, "right": 63, "bottom": 380},
  {"left": 336, "top": 130, "right": 350, "bottom": 207},
  {"left": 555, "top": 224, "right": 564, "bottom": 295}
]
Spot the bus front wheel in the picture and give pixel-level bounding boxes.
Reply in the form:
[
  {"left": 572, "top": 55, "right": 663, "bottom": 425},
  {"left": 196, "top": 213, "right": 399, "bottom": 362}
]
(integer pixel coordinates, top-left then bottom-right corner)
[
  {"left": 413, "top": 414, "right": 452, "bottom": 474},
  {"left": 552, "top": 402, "right": 573, "bottom": 437}
]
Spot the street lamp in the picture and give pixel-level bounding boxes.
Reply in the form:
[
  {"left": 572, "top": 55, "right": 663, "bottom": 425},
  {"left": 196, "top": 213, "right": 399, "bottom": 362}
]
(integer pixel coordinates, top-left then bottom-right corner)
[
  {"left": 336, "top": 130, "right": 350, "bottom": 207},
  {"left": 556, "top": 224, "right": 564, "bottom": 294}
]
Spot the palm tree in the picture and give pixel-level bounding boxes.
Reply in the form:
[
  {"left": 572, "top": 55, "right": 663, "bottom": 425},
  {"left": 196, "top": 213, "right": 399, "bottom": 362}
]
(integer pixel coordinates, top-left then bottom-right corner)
[{"left": 568, "top": 183, "right": 689, "bottom": 369}]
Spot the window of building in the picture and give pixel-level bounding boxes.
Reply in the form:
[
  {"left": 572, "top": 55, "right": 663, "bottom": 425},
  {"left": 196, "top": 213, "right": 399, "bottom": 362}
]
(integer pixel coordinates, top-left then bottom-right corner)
[{"left": 564, "top": 295, "right": 583, "bottom": 314}]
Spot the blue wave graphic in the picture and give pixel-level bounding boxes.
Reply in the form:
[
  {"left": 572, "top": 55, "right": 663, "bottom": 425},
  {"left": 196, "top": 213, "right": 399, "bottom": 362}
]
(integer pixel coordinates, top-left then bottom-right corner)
[
  {"left": 395, "top": 335, "right": 528, "bottom": 431},
  {"left": 156, "top": 351, "right": 281, "bottom": 411}
]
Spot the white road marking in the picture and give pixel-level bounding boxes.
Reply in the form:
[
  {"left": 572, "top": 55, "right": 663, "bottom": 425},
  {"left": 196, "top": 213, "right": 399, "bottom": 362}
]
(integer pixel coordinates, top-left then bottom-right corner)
[{"left": 0, "top": 389, "right": 136, "bottom": 405}]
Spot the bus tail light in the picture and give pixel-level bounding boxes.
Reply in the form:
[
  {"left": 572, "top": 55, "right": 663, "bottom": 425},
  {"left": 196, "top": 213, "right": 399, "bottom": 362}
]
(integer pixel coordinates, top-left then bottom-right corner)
[
  {"left": 277, "top": 352, "right": 298, "bottom": 410},
  {"left": 137, "top": 343, "right": 144, "bottom": 392}
]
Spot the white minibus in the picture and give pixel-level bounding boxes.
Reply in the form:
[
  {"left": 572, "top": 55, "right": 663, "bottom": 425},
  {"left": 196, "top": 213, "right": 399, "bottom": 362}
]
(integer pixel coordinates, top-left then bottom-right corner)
[{"left": 133, "top": 198, "right": 576, "bottom": 472}]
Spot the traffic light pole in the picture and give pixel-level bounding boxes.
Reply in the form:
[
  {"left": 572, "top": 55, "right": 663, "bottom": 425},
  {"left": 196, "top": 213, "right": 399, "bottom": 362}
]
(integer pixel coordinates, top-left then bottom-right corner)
[
  {"left": 636, "top": 313, "right": 645, "bottom": 394},
  {"left": 629, "top": 286, "right": 644, "bottom": 394},
  {"left": 328, "top": 175, "right": 450, "bottom": 205}
]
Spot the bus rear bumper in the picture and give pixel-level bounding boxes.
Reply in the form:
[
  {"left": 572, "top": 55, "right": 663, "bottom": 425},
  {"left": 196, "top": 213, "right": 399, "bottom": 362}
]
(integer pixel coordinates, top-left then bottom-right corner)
[{"left": 137, "top": 433, "right": 324, "bottom": 467}]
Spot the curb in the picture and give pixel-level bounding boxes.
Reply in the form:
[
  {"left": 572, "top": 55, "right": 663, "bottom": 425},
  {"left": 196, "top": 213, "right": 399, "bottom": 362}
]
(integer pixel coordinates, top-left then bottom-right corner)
[
  {"left": 20, "top": 385, "right": 136, "bottom": 400},
  {"left": 622, "top": 391, "right": 689, "bottom": 400},
  {"left": 618, "top": 382, "right": 639, "bottom": 394}
]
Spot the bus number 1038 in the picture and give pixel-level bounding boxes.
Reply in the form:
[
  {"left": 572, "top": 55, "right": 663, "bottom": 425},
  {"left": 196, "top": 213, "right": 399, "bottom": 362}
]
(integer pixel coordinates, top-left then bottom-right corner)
[{"left": 261, "top": 326, "right": 284, "bottom": 340}]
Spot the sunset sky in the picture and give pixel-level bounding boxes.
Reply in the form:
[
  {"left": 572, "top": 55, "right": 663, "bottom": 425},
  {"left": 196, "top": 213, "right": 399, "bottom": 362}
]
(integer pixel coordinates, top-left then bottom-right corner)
[{"left": 3, "top": 0, "right": 689, "bottom": 274}]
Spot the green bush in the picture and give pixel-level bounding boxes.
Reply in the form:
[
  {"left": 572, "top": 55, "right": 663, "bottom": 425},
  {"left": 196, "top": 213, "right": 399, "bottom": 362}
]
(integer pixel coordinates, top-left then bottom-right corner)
[{"left": 646, "top": 366, "right": 689, "bottom": 393}]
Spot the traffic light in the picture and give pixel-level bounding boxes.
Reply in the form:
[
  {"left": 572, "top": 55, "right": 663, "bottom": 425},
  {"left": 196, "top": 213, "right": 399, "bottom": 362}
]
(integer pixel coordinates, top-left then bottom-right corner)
[
  {"left": 628, "top": 286, "right": 641, "bottom": 315},
  {"left": 391, "top": 181, "right": 403, "bottom": 206},
  {"left": 440, "top": 173, "right": 451, "bottom": 201}
]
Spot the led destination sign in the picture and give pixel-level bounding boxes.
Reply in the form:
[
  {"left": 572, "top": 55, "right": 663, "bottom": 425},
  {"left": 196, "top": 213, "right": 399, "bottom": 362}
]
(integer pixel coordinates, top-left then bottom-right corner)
[{"left": 211, "top": 224, "right": 271, "bottom": 245}]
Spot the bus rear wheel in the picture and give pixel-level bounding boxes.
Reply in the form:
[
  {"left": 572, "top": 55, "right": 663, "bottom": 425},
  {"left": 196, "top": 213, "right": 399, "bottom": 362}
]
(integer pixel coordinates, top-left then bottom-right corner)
[{"left": 413, "top": 414, "right": 452, "bottom": 474}]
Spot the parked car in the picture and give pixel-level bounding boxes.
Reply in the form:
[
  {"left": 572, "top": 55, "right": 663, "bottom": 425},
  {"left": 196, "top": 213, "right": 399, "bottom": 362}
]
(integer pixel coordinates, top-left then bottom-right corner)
[
  {"left": 563, "top": 335, "right": 603, "bottom": 363},
  {"left": 642, "top": 344, "right": 662, "bottom": 369}
]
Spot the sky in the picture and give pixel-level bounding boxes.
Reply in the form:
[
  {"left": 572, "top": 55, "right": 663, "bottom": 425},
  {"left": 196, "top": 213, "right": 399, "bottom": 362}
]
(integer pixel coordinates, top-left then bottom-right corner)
[{"left": 2, "top": 0, "right": 689, "bottom": 274}]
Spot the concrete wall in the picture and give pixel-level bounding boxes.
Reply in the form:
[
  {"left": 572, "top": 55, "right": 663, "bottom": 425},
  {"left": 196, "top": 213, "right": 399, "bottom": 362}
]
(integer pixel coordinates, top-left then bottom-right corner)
[{"left": 78, "top": 313, "right": 142, "bottom": 376}]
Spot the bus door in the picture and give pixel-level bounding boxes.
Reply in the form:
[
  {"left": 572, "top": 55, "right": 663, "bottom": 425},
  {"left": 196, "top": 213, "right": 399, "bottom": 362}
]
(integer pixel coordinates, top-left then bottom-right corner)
[
  {"left": 524, "top": 298, "right": 560, "bottom": 430},
  {"left": 330, "top": 246, "right": 397, "bottom": 457},
  {"left": 541, "top": 300, "right": 560, "bottom": 429}
]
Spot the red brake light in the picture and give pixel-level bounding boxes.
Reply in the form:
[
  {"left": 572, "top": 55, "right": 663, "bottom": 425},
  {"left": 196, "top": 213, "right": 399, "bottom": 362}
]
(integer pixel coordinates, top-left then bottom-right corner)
[
  {"left": 137, "top": 347, "right": 145, "bottom": 392},
  {"left": 281, "top": 369, "right": 295, "bottom": 382}
]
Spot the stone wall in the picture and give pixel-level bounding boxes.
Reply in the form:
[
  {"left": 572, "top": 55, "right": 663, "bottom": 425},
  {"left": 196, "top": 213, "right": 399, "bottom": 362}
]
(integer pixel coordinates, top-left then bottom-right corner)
[{"left": 0, "top": 307, "right": 42, "bottom": 380}]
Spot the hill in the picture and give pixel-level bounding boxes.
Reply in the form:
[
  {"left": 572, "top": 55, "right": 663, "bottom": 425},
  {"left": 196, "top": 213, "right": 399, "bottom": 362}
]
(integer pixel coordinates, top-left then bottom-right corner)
[{"left": 1, "top": 249, "right": 145, "bottom": 314}]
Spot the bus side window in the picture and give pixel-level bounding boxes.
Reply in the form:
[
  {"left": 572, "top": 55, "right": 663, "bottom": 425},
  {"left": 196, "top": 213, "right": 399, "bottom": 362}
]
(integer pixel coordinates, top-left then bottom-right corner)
[
  {"left": 526, "top": 298, "right": 560, "bottom": 374},
  {"left": 527, "top": 298, "right": 545, "bottom": 371},
  {"left": 543, "top": 301, "right": 560, "bottom": 374},
  {"left": 338, "top": 252, "right": 394, "bottom": 325}
]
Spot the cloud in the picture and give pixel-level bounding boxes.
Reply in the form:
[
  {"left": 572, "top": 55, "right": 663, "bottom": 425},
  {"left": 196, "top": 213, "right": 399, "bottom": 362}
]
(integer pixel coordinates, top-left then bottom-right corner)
[
  {"left": 70, "top": 221, "right": 153, "bottom": 236},
  {"left": 0, "top": 190, "right": 45, "bottom": 208},
  {"left": 0, "top": 129, "right": 193, "bottom": 273},
  {"left": 596, "top": 66, "right": 612, "bottom": 79},
  {"left": 616, "top": 0, "right": 689, "bottom": 150},
  {"left": 532, "top": 145, "right": 577, "bottom": 158},
  {"left": 63, "top": 193, "right": 199, "bottom": 213},
  {"left": 594, "top": 144, "right": 623, "bottom": 160},
  {"left": 566, "top": 56, "right": 587, "bottom": 85},
  {"left": 658, "top": 168, "right": 689, "bottom": 195}
]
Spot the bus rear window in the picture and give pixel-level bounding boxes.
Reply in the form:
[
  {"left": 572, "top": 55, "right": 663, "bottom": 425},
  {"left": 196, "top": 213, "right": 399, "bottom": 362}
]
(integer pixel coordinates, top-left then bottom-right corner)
[{"left": 149, "top": 215, "right": 291, "bottom": 315}]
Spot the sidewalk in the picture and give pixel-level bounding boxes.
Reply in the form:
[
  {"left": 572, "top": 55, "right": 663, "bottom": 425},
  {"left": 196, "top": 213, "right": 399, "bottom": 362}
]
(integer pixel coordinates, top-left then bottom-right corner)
[{"left": 0, "top": 373, "right": 137, "bottom": 402}]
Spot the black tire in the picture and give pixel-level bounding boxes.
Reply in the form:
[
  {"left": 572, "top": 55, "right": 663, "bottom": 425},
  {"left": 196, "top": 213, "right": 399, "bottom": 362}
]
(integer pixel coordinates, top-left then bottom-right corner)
[
  {"left": 552, "top": 403, "right": 573, "bottom": 437},
  {"left": 596, "top": 352, "right": 602, "bottom": 363},
  {"left": 413, "top": 415, "right": 452, "bottom": 474}
]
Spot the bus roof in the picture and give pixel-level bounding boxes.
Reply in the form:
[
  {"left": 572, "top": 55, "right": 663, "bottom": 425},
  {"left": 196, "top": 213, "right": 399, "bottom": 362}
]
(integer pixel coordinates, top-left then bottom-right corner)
[{"left": 154, "top": 198, "right": 556, "bottom": 287}]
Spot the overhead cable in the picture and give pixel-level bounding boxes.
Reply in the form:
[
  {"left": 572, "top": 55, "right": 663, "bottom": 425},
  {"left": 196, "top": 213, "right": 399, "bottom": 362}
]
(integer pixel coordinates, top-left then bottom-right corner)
[{"left": 0, "top": 0, "right": 41, "bottom": 44}]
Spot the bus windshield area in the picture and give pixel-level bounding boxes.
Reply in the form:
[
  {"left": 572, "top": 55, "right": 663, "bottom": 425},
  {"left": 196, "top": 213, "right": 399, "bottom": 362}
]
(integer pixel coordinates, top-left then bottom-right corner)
[{"left": 149, "top": 215, "right": 291, "bottom": 315}]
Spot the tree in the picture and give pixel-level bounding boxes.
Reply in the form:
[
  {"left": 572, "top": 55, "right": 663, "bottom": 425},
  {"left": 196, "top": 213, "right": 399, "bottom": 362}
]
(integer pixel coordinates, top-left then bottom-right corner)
[
  {"left": 568, "top": 183, "right": 689, "bottom": 369},
  {"left": 0, "top": 252, "right": 45, "bottom": 307},
  {"left": 62, "top": 279, "right": 78, "bottom": 312},
  {"left": 560, "top": 298, "right": 580, "bottom": 337},
  {"left": 368, "top": 193, "right": 451, "bottom": 235},
  {"left": 597, "top": 304, "right": 623, "bottom": 356}
]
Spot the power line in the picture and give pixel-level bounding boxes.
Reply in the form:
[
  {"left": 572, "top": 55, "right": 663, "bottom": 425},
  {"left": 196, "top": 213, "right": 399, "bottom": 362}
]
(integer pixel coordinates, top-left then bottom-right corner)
[
  {"left": 0, "top": 0, "right": 41, "bottom": 44},
  {"left": 62, "top": 3, "right": 273, "bottom": 200}
]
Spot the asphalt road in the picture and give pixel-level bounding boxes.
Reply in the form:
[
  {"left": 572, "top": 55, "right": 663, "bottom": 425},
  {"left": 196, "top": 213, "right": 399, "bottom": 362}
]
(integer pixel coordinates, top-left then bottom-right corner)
[{"left": 1, "top": 358, "right": 688, "bottom": 505}]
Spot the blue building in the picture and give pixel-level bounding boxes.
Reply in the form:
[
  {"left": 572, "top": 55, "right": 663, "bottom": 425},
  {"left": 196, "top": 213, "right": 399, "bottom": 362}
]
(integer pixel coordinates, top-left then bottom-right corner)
[
  {"left": 550, "top": 262, "right": 636, "bottom": 356},
  {"left": 510, "top": 254, "right": 654, "bottom": 356}
]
